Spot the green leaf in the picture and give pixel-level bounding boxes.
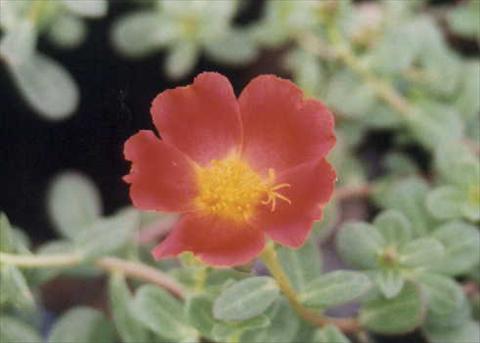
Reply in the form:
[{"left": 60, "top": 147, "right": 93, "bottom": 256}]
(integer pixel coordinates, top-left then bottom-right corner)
[
  {"left": 360, "top": 282, "right": 425, "bottom": 334},
  {"left": 373, "top": 269, "right": 405, "bottom": 299},
  {"left": 285, "top": 50, "right": 324, "bottom": 98},
  {"left": 400, "top": 238, "right": 445, "bottom": 268},
  {"left": 62, "top": 0, "right": 107, "bottom": 18},
  {"left": 109, "top": 273, "right": 149, "bottom": 343},
  {"left": 277, "top": 238, "right": 322, "bottom": 291},
  {"left": 0, "top": 265, "right": 35, "bottom": 310},
  {"left": 186, "top": 294, "right": 216, "bottom": 339},
  {"left": 48, "top": 307, "right": 114, "bottom": 343},
  {"left": 165, "top": 42, "right": 198, "bottom": 80},
  {"left": 212, "top": 315, "right": 270, "bottom": 342},
  {"left": 336, "top": 222, "right": 384, "bottom": 269},
  {"left": 48, "top": 14, "right": 87, "bottom": 49},
  {"left": 75, "top": 208, "right": 139, "bottom": 258},
  {"left": 111, "top": 11, "right": 172, "bottom": 58},
  {"left": 204, "top": 29, "right": 258, "bottom": 65},
  {"left": 213, "top": 276, "right": 279, "bottom": 321},
  {"left": 326, "top": 70, "right": 377, "bottom": 117},
  {"left": 418, "top": 273, "right": 468, "bottom": 329},
  {"left": 241, "top": 298, "right": 299, "bottom": 343},
  {"left": 300, "top": 271, "right": 372, "bottom": 308},
  {"left": 424, "top": 320, "right": 480, "bottom": 343},
  {"left": 426, "top": 186, "right": 465, "bottom": 220},
  {"left": 455, "top": 61, "right": 480, "bottom": 120},
  {"left": 0, "top": 315, "right": 42, "bottom": 343},
  {"left": 433, "top": 142, "right": 478, "bottom": 187},
  {"left": 131, "top": 285, "right": 197, "bottom": 341},
  {"left": 8, "top": 53, "right": 79, "bottom": 120},
  {"left": 373, "top": 210, "right": 412, "bottom": 246},
  {"left": 406, "top": 100, "right": 463, "bottom": 150},
  {"left": 370, "top": 22, "right": 420, "bottom": 74},
  {"left": 447, "top": 0, "right": 480, "bottom": 38},
  {"left": 374, "top": 177, "right": 434, "bottom": 237},
  {"left": 0, "top": 19, "right": 36, "bottom": 66},
  {"left": 0, "top": 213, "right": 13, "bottom": 252},
  {"left": 313, "top": 324, "right": 351, "bottom": 343},
  {"left": 47, "top": 171, "right": 102, "bottom": 240},
  {"left": 430, "top": 221, "right": 480, "bottom": 275}
]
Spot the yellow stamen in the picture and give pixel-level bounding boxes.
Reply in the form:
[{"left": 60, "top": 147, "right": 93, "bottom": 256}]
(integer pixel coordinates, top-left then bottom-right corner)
[{"left": 194, "top": 157, "right": 291, "bottom": 222}]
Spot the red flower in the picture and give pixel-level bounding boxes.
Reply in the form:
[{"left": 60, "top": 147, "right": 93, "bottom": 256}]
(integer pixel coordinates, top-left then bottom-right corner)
[{"left": 124, "top": 72, "right": 336, "bottom": 266}]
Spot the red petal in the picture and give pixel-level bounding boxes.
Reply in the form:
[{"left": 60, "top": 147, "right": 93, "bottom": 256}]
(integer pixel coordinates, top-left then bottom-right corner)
[
  {"left": 254, "top": 159, "right": 336, "bottom": 248},
  {"left": 124, "top": 130, "right": 197, "bottom": 212},
  {"left": 151, "top": 72, "right": 242, "bottom": 165},
  {"left": 152, "top": 214, "right": 265, "bottom": 266},
  {"left": 239, "top": 75, "right": 335, "bottom": 173}
]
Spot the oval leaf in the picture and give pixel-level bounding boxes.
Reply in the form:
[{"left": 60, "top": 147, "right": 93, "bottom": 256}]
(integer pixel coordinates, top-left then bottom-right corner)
[
  {"left": 337, "top": 222, "right": 385, "bottom": 269},
  {"left": 47, "top": 171, "right": 102, "bottom": 240},
  {"left": 131, "top": 285, "right": 197, "bottom": 341},
  {"left": 48, "top": 307, "right": 114, "bottom": 343},
  {"left": 9, "top": 53, "right": 79, "bottom": 120},
  {"left": 360, "top": 282, "right": 425, "bottom": 335},
  {"left": 300, "top": 271, "right": 372, "bottom": 308},
  {"left": 213, "top": 276, "right": 279, "bottom": 321}
]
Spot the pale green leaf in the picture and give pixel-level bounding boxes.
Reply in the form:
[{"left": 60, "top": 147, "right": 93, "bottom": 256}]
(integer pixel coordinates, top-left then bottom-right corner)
[
  {"left": 277, "top": 238, "right": 322, "bottom": 291},
  {"left": 62, "top": 0, "right": 107, "bottom": 18},
  {"left": 47, "top": 171, "right": 102, "bottom": 240},
  {"left": 109, "top": 273, "right": 149, "bottom": 343},
  {"left": 9, "top": 53, "right": 79, "bottom": 120},
  {"left": 48, "top": 14, "right": 87, "bottom": 49},
  {"left": 213, "top": 276, "right": 279, "bottom": 321},
  {"left": 0, "top": 212, "right": 13, "bottom": 253},
  {"left": 425, "top": 320, "right": 480, "bottom": 343},
  {"left": 0, "top": 315, "right": 42, "bottom": 343},
  {"left": 360, "top": 282, "right": 425, "bottom": 334},
  {"left": 336, "top": 222, "right": 384, "bottom": 269},
  {"left": 165, "top": 42, "right": 198, "bottom": 80},
  {"left": 212, "top": 315, "right": 270, "bottom": 342},
  {"left": 426, "top": 186, "right": 465, "bottom": 220},
  {"left": 400, "top": 238, "right": 445, "bottom": 268},
  {"left": 374, "top": 269, "right": 405, "bottom": 299},
  {"left": 430, "top": 221, "right": 480, "bottom": 276},
  {"left": 75, "top": 208, "right": 139, "bottom": 258},
  {"left": 186, "top": 294, "right": 216, "bottom": 339},
  {"left": 0, "top": 265, "right": 35, "bottom": 310},
  {"left": 374, "top": 177, "right": 434, "bottom": 237},
  {"left": 313, "top": 324, "right": 351, "bottom": 343},
  {"left": 419, "top": 273, "right": 469, "bottom": 329},
  {"left": 0, "top": 19, "right": 36, "bottom": 65},
  {"left": 111, "top": 11, "right": 173, "bottom": 58},
  {"left": 131, "top": 285, "right": 197, "bottom": 341},
  {"left": 204, "top": 29, "right": 258, "bottom": 65},
  {"left": 241, "top": 299, "right": 299, "bottom": 343},
  {"left": 48, "top": 307, "right": 114, "bottom": 343},
  {"left": 373, "top": 210, "right": 412, "bottom": 246},
  {"left": 300, "top": 271, "right": 371, "bottom": 308}
]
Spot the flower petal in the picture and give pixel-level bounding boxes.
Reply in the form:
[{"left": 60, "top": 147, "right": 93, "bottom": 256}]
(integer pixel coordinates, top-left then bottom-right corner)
[
  {"left": 254, "top": 159, "right": 336, "bottom": 248},
  {"left": 124, "top": 130, "right": 197, "bottom": 212},
  {"left": 239, "top": 75, "right": 335, "bottom": 173},
  {"left": 152, "top": 214, "right": 265, "bottom": 266},
  {"left": 151, "top": 72, "right": 242, "bottom": 165}
]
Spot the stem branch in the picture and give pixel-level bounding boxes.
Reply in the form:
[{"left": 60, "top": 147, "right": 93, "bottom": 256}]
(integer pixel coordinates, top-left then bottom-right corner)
[
  {"left": 0, "top": 252, "right": 185, "bottom": 298},
  {"left": 261, "top": 243, "right": 361, "bottom": 333}
]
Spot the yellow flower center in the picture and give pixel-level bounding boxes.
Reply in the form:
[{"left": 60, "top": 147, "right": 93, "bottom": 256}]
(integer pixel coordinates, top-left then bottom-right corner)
[{"left": 194, "top": 156, "right": 291, "bottom": 222}]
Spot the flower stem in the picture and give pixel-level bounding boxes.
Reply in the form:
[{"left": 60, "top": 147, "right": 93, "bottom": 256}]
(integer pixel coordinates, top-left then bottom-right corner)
[
  {"left": 0, "top": 252, "right": 185, "bottom": 298},
  {"left": 0, "top": 252, "right": 82, "bottom": 267},
  {"left": 260, "top": 243, "right": 360, "bottom": 333}
]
